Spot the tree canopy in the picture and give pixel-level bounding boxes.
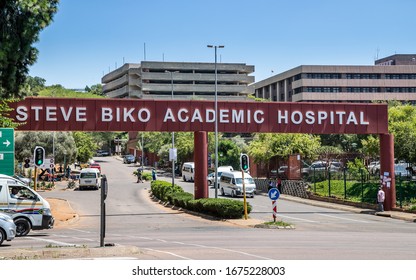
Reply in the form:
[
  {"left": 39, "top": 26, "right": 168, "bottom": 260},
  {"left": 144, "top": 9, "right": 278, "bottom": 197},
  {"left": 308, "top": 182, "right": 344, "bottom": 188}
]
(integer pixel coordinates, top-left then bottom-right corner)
[{"left": 0, "top": 0, "right": 59, "bottom": 98}]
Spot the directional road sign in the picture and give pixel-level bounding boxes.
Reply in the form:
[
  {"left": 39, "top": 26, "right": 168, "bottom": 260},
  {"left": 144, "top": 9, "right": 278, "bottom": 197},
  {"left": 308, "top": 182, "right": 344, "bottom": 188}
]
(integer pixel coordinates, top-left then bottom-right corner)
[
  {"left": 268, "top": 187, "right": 280, "bottom": 201},
  {"left": 0, "top": 128, "right": 15, "bottom": 176}
]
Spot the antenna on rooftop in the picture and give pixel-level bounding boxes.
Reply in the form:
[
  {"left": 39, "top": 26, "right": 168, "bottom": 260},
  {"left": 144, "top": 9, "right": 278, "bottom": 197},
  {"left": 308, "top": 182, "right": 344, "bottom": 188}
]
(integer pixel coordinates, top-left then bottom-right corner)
[
  {"left": 374, "top": 47, "right": 380, "bottom": 61},
  {"left": 144, "top": 42, "right": 147, "bottom": 61}
]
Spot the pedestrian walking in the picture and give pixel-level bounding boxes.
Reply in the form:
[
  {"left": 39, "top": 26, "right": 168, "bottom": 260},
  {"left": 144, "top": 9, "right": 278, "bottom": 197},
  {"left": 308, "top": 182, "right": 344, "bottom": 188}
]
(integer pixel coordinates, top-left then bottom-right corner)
[
  {"left": 276, "top": 177, "right": 282, "bottom": 194},
  {"left": 152, "top": 168, "right": 157, "bottom": 181},
  {"left": 268, "top": 179, "right": 274, "bottom": 191},
  {"left": 136, "top": 167, "right": 143, "bottom": 183},
  {"left": 377, "top": 186, "right": 385, "bottom": 212}
]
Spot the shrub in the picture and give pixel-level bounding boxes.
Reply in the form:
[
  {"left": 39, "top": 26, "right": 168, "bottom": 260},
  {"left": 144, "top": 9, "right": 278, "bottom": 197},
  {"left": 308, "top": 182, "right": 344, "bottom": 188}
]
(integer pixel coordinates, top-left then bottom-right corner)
[
  {"left": 151, "top": 180, "right": 184, "bottom": 201},
  {"left": 152, "top": 182, "right": 251, "bottom": 219},
  {"left": 168, "top": 192, "right": 194, "bottom": 208}
]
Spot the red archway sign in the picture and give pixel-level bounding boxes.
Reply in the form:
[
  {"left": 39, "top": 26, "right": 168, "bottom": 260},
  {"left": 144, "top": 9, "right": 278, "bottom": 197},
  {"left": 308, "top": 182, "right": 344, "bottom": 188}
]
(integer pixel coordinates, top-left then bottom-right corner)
[{"left": 8, "top": 97, "right": 394, "bottom": 209}]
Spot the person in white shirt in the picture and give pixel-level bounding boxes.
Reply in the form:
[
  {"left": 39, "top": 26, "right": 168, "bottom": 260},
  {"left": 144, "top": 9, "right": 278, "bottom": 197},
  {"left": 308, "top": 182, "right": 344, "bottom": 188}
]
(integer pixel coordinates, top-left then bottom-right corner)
[{"left": 377, "top": 186, "right": 385, "bottom": 212}]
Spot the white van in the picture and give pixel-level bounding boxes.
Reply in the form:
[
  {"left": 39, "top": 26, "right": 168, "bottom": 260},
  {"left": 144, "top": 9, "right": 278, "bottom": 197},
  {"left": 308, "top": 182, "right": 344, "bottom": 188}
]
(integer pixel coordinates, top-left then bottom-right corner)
[
  {"left": 182, "top": 162, "right": 194, "bottom": 182},
  {"left": 217, "top": 166, "right": 234, "bottom": 172},
  {"left": 219, "top": 171, "right": 256, "bottom": 198},
  {"left": 0, "top": 176, "right": 54, "bottom": 236},
  {"left": 79, "top": 168, "right": 101, "bottom": 190}
]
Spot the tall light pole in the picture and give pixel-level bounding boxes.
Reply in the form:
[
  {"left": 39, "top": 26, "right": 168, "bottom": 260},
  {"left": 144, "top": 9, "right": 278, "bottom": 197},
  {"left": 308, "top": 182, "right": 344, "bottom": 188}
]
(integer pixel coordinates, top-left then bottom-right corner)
[
  {"left": 207, "top": 45, "right": 224, "bottom": 198},
  {"left": 166, "top": 70, "right": 179, "bottom": 188}
]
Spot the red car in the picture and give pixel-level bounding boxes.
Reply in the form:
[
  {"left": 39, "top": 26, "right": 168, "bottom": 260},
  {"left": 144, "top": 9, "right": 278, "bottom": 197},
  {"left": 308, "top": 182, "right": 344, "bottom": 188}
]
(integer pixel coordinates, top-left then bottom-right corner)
[{"left": 89, "top": 163, "right": 101, "bottom": 172}]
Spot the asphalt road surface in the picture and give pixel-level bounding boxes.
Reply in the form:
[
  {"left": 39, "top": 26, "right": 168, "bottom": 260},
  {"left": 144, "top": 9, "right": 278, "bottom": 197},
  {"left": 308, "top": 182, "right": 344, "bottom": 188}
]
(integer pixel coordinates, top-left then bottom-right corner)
[{"left": 6, "top": 156, "right": 416, "bottom": 260}]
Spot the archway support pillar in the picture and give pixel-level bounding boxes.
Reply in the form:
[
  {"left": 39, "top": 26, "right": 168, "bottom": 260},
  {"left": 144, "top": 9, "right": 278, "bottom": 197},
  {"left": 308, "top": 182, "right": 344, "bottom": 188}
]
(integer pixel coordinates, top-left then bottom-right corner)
[{"left": 194, "top": 131, "right": 208, "bottom": 199}]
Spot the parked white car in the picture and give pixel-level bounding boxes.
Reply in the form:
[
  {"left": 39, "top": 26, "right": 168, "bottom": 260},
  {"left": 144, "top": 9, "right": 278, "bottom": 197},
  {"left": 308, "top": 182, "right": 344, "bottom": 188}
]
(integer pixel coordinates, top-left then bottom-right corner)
[
  {"left": 0, "top": 212, "right": 16, "bottom": 245},
  {"left": 367, "top": 161, "right": 379, "bottom": 175}
]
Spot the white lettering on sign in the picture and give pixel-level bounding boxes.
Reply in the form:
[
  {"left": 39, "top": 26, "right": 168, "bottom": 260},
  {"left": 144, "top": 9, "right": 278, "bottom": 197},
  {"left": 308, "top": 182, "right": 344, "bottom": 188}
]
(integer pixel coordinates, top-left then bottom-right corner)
[
  {"left": 14, "top": 104, "right": 370, "bottom": 128},
  {"left": 101, "top": 108, "right": 150, "bottom": 123},
  {"left": 277, "top": 110, "right": 369, "bottom": 125},
  {"left": 46, "top": 107, "right": 57, "bottom": 121},
  {"left": 162, "top": 108, "right": 265, "bottom": 124},
  {"left": 16, "top": 106, "right": 88, "bottom": 122}
]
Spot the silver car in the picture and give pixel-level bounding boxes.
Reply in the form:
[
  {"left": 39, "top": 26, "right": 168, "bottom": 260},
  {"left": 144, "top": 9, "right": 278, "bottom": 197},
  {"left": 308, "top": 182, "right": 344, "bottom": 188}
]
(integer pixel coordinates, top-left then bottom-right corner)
[
  {"left": 0, "top": 212, "right": 16, "bottom": 246},
  {"left": 207, "top": 172, "right": 223, "bottom": 185}
]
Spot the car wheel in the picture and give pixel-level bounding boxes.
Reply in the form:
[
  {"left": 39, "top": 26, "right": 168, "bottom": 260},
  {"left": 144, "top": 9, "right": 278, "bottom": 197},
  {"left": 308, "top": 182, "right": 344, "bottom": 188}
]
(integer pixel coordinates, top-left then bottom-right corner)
[
  {"left": 15, "top": 218, "right": 31, "bottom": 236},
  {"left": 183, "top": 176, "right": 187, "bottom": 182},
  {"left": 208, "top": 180, "right": 212, "bottom": 185},
  {"left": 0, "top": 229, "right": 5, "bottom": 245},
  {"left": 231, "top": 190, "right": 236, "bottom": 198},
  {"left": 220, "top": 188, "right": 225, "bottom": 196}
]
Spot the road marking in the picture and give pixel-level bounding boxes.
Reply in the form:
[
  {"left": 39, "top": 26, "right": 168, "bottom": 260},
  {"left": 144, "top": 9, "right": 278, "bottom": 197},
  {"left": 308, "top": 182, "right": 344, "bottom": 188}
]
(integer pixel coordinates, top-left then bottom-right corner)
[
  {"left": 142, "top": 248, "right": 192, "bottom": 260},
  {"left": 24, "top": 236, "right": 77, "bottom": 247},
  {"left": 277, "top": 214, "right": 318, "bottom": 223},
  {"left": 318, "top": 213, "right": 371, "bottom": 223},
  {"left": 116, "top": 234, "right": 272, "bottom": 260},
  {"left": 186, "top": 243, "right": 273, "bottom": 260}
]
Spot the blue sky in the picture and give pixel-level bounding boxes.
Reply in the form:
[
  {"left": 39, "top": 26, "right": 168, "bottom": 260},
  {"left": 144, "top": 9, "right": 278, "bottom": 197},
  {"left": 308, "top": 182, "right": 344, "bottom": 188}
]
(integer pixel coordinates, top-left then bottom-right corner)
[{"left": 29, "top": 0, "right": 416, "bottom": 89}]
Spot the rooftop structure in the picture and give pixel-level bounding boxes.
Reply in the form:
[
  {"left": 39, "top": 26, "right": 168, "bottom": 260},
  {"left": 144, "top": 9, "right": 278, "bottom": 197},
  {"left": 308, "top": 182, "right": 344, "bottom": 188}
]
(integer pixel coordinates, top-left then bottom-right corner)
[
  {"left": 102, "top": 61, "right": 255, "bottom": 100},
  {"left": 254, "top": 54, "right": 416, "bottom": 103}
]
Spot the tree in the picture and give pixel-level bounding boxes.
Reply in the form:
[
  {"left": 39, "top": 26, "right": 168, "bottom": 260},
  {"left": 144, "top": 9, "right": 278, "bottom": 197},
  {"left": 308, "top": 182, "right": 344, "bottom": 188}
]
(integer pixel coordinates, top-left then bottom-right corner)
[
  {"left": 0, "top": 0, "right": 59, "bottom": 98},
  {"left": 72, "top": 132, "right": 97, "bottom": 163},
  {"left": 15, "top": 131, "right": 76, "bottom": 164},
  {"left": 0, "top": 99, "right": 19, "bottom": 128},
  {"left": 360, "top": 135, "right": 379, "bottom": 161},
  {"left": 388, "top": 104, "right": 416, "bottom": 163},
  {"left": 218, "top": 139, "right": 240, "bottom": 169},
  {"left": 248, "top": 133, "right": 321, "bottom": 167},
  {"left": 25, "top": 76, "right": 46, "bottom": 96},
  {"left": 85, "top": 84, "right": 103, "bottom": 96}
]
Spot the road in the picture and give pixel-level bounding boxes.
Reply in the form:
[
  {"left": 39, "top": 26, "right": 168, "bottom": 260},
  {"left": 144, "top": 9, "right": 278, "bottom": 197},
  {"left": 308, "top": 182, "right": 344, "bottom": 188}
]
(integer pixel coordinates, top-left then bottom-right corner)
[{"left": 5, "top": 156, "right": 416, "bottom": 259}]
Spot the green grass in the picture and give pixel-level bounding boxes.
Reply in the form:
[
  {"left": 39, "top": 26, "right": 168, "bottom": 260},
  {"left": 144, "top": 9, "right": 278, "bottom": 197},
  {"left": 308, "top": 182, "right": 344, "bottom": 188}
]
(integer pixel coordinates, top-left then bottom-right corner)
[
  {"left": 264, "top": 221, "right": 292, "bottom": 227},
  {"left": 312, "top": 179, "right": 378, "bottom": 203}
]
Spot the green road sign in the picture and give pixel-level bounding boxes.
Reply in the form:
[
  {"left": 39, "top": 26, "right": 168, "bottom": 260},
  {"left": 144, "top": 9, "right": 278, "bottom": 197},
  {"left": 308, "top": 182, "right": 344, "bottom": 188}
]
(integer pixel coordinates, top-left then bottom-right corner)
[{"left": 0, "top": 128, "right": 15, "bottom": 176}]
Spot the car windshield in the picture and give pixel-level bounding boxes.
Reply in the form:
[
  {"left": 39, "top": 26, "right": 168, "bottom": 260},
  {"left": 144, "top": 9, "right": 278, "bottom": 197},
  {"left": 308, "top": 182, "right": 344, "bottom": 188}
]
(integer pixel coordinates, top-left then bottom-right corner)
[
  {"left": 81, "top": 172, "right": 97, "bottom": 179},
  {"left": 236, "top": 177, "right": 255, "bottom": 184},
  {"left": 395, "top": 165, "right": 407, "bottom": 174}
]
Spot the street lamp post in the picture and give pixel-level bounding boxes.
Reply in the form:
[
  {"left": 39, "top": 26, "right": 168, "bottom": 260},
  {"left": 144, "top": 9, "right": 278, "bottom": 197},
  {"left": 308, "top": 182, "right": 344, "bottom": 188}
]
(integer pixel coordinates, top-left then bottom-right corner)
[
  {"left": 207, "top": 45, "right": 224, "bottom": 198},
  {"left": 166, "top": 70, "right": 179, "bottom": 188}
]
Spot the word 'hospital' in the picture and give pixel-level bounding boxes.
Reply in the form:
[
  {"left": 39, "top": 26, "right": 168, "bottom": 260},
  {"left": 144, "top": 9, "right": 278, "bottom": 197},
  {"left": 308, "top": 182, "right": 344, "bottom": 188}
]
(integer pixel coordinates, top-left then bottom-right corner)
[{"left": 278, "top": 110, "right": 369, "bottom": 125}]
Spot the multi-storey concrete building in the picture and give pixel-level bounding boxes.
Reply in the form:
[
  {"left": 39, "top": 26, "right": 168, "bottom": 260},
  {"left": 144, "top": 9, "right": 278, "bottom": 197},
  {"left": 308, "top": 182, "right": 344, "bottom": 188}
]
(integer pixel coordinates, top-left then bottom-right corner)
[
  {"left": 254, "top": 54, "right": 416, "bottom": 103},
  {"left": 102, "top": 61, "right": 255, "bottom": 100}
]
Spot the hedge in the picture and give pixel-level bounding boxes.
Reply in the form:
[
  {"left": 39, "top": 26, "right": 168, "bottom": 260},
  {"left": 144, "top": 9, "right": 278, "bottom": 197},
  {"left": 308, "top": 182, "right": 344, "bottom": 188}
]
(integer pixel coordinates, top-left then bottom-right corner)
[{"left": 150, "top": 180, "right": 251, "bottom": 219}]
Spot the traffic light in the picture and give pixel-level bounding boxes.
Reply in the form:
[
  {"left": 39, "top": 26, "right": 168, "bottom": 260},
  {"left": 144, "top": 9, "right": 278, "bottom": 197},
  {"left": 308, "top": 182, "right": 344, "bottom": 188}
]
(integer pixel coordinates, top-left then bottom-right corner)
[
  {"left": 24, "top": 158, "right": 30, "bottom": 168},
  {"left": 240, "top": 153, "right": 250, "bottom": 171},
  {"left": 33, "top": 146, "right": 45, "bottom": 167}
]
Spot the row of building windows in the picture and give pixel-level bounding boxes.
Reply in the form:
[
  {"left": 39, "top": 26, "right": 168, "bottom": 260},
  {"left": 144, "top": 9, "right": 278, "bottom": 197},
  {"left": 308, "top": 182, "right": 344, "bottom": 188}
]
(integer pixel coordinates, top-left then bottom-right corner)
[
  {"left": 304, "top": 73, "right": 416, "bottom": 80},
  {"left": 146, "top": 80, "right": 245, "bottom": 85},
  {"left": 143, "top": 68, "right": 245, "bottom": 75},
  {"left": 306, "top": 73, "right": 342, "bottom": 79},
  {"left": 304, "top": 87, "right": 416, "bottom": 93}
]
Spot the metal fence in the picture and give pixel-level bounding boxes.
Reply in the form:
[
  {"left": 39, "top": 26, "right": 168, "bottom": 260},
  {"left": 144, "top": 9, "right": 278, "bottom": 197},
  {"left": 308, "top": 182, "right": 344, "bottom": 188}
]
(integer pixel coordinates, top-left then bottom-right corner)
[{"left": 304, "top": 168, "right": 416, "bottom": 207}]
